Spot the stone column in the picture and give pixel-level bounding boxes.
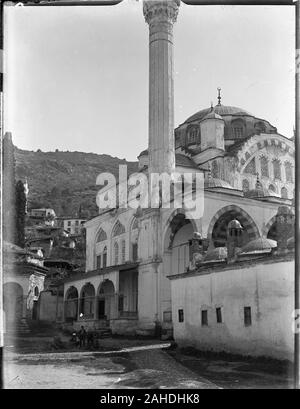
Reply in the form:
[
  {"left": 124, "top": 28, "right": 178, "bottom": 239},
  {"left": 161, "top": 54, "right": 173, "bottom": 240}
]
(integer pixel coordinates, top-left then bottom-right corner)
[{"left": 143, "top": 0, "right": 180, "bottom": 176}]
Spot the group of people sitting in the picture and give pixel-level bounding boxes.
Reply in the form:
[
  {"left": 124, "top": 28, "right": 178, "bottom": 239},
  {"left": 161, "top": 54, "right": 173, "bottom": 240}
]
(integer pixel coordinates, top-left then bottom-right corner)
[{"left": 71, "top": 326, "right": 98, "bottom": 349}]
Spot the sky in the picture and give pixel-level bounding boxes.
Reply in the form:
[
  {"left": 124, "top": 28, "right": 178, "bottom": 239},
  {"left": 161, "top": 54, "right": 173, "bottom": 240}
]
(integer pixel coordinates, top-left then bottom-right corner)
[{"left": 4, "top": 0, "right": 295, "bottom": 161}]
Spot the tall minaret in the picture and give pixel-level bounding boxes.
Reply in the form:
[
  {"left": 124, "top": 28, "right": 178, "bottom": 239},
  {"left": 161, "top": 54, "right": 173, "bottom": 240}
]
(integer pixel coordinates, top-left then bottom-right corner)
[{"left": 143, "top": 0, "right": 180, "bottom": 176}]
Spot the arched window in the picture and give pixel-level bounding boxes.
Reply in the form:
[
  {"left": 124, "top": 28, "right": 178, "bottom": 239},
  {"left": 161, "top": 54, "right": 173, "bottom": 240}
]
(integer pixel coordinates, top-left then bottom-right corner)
[
  {"left": 112, "top": 220, "right": 125, "bottom": 237},
  {"left": 231, "top": 119, "right": 245, "bottom": 139},
  {"left": 260, "top": 156, "right": 269, "bottom": 178},
  {"left": 211, "top": 161, "right": 218, "bottom": 178},
  {"left": 103, "top": 246, "right": 107, "bottom": 268},
  {"left": 254, "top": 121, "right": 266, "bottom": 134},
  {"left": 132, "top": 243, "right": 138, "bottom": 261},
  {"left": 121, "top": 240, "right": 126, "bottom": 264},
  {"left": 96, "top": 255, "right": 101, "bottom": 269},
  {"left": 114, "top": 242, "right": 119, "bottom": 265},
  {"left": 242, "top": 179, "right": 250, "bottom": 192},
  {"left": 281, "top": 187, "right": 288, "bottom": 199},
  {"left": 244, "top": 158, "right": 256, "bottom": 175},
  {"left": 96, "top": 228, "right": 107, "bottom": 243},
  {"left": 132, "top": 218, "right": 139, "bottom": 230},
  {"left": 269, "top": 184, "right": 276, "bottom": 193},
  {"left": 187, "top": 126, "right": 198, "bottom": 144},
  {"left": 285, "top": 162, "right": 293, "bottom": 183},
  {"left": 273, "top": 159, "right": 281, "bottom": 180}
]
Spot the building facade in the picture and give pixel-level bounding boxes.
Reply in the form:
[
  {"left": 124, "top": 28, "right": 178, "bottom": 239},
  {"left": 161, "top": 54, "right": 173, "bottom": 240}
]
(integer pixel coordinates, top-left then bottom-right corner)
[
  {"left": 56, "top": 217, "right": 86, "bottom": 236},
  {"left": 62, "top": 1, "right": 295, "bottom": 357}
]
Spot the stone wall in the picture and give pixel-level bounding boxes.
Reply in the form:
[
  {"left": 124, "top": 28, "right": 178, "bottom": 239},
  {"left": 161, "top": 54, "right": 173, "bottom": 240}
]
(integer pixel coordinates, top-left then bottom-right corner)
[{"left": 170, "top": 258, "right": 294, "bottom": 360}]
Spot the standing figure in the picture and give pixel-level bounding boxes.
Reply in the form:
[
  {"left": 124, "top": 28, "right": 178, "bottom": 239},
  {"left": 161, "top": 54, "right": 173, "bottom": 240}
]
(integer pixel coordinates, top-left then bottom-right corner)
[{"left": 78, "top": 325, "right": 87, "bottom": 348}]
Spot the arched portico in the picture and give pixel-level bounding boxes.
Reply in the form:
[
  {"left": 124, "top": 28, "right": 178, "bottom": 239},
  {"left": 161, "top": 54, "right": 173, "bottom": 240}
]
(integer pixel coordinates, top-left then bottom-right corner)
[
  {"left": 97, "top": 280, "right": 116, "bottom": 321},
  {"left": 162, "top": 209, "right": 198, "bottom": 253},
  {"left": 64, "top": 286, "right": 79, "bottom": 322},
  {"left": 79, "top": 283, "right": 96, "bottom": 319},
  {"left": 207, "top": 205, "right": 260, "bottom": 248}
]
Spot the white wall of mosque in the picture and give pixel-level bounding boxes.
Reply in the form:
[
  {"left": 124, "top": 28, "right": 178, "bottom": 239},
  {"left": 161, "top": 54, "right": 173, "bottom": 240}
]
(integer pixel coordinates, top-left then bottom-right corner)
[{"left": 170, "top": 259, "right": 294, "bottom": 360}]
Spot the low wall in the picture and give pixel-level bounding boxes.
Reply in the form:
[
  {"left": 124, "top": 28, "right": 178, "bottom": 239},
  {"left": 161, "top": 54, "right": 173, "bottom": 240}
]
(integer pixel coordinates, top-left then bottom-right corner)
[{"left": 170, "top": 258, "right": 294, "bottom": 361}]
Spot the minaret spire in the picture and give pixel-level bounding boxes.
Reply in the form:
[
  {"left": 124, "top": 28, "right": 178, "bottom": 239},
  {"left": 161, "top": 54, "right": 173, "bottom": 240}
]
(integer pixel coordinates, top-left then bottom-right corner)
[
  {"left": 143, "top": 0, "right": 180, "bottom": 175},
  {"left": 217, "top": 87, "right": 222, "bottom": 105}
]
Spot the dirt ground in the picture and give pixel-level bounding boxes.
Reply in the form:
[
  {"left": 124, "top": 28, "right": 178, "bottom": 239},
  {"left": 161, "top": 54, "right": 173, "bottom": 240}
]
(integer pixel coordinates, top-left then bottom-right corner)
[{"left": 3, "top": 334, "right": 294, "bottom": 389}]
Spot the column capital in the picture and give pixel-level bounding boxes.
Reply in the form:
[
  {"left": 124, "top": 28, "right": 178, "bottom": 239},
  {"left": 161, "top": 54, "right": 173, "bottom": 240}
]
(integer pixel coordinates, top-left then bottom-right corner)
[{"left": 143, "top": 0, "right": 180, "bottom": 26}]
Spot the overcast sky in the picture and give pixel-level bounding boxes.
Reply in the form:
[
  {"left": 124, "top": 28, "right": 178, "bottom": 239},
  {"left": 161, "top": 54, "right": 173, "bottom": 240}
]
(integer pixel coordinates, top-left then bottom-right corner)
[{"left": 4, "top": 0, "right": 295, "bottom": 161}]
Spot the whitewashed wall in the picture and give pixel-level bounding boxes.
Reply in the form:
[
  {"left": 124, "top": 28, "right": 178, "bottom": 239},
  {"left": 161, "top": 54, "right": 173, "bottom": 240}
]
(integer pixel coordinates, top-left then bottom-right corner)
[{"left": 170, "top": 259, "right": 294, "bottom": 360}]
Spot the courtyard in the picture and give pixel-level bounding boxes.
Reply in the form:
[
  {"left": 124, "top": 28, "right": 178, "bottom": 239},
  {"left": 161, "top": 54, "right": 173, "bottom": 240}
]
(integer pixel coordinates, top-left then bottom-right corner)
[{"left": 3, "top": 332, "right": 293, "bottom": 389}]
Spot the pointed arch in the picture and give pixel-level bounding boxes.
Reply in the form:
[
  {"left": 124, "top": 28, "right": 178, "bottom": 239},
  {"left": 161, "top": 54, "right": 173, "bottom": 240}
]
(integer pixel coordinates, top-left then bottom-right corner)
[
  {"left": 114, "top": 241, "right": 119, "bottom": 265},
  {"left": 95, "top": 228, "right": 107, "bottom": 243},
  {"left": 132, "top": 218, "right": 139, "bottom": 230},
  {"left": 112, "top": 220, "right": 126, "bottom": 237},
  {"left": 207, "top": 205, "right": 260, "bottom": 246}
]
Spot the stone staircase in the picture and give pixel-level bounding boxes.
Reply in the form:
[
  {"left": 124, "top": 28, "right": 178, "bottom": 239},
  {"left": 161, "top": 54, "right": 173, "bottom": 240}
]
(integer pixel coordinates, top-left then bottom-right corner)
[
  {"left": 5, "top": 319, "right": 31, "bottom": 336},
  {"left": 96, "top": 327, "right": 112, "bottom": 338}
]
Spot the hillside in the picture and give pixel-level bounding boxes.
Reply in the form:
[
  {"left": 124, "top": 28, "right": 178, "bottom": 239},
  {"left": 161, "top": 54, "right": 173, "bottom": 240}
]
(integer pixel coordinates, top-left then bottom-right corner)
[{"left": 15, "top": 148, "right": 139, "bottom": 218}]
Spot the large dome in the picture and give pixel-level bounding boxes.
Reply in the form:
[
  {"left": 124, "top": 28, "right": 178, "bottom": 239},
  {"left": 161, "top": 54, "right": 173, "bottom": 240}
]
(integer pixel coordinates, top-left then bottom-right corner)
[{"left": 185, "top": 105, "right": 253, "bottom": 124}]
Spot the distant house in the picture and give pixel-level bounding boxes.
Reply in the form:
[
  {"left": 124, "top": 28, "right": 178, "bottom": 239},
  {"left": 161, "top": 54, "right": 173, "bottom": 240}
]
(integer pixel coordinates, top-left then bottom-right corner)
[
  {"left": 56, "top": 217, "right": 86, "bottom": 236},
  {"left": 29, "top": 208, "right": 56, "bottom": 219}
]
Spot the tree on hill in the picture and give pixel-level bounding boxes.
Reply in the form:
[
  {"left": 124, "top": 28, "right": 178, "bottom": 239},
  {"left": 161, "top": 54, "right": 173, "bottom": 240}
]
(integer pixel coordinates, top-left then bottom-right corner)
[
  {"left": 15, "top": 180, "right": 26, "bottom": 247},
  {"left": 2, "top": 132, "right": 16, "bottom": 244}
]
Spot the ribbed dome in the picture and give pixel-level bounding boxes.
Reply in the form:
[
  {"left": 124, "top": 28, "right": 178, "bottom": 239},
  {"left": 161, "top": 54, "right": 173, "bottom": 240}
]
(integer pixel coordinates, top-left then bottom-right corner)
[
  {"left": 205, "top": 177, "right": 234, "bottom": 189},
  {"left": 240, "top": 237, "right": 277, "bottom": 254},
  {"left": 228, "top": 219, "right": 243, "bottom": 229},
  {"left": 185, "top": 105, "right": 252, "bottom": 124},
  {"left": 204, "top": 247, "right": 227, "bottom": 262},
  {"left": 138, "top": 149, "right": 148, "bottom": 157}
]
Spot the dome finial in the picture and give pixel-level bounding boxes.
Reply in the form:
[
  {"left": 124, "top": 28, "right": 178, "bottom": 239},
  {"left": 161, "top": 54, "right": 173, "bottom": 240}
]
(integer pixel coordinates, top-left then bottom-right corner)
[
  {"left": 210, "top": 101, "right": 214, "bottom": 111},
  {"left": 217, "top": 87, "right": 221, "bottom": 105}
]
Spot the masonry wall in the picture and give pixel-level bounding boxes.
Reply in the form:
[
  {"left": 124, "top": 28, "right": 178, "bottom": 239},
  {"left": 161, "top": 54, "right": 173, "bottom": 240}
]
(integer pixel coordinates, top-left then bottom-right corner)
[
  {"left": 170, "top": 259, "right": 294, "bottom": 361},
  {"left": 38, "top": 291, "right": 57, "bottom": 322}
]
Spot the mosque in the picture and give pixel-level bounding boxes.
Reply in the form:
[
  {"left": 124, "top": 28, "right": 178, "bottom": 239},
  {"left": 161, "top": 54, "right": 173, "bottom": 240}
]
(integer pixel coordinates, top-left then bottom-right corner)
[{"left": 62, "top": 0, "right": 295, "bottom": 359}]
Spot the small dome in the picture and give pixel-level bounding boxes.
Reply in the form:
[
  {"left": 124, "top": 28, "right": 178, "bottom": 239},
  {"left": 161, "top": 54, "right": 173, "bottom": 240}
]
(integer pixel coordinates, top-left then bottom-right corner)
[
  {"left": 204, "top": 247, "right": 227, "bottom": 262},
  {"left": 193, "top": 232, "right": 202, "bottom": 240},
  {"left": 240, "top": 237, "right": 277, "bottom": 254},
  {"left": 205, "top": 177, "right": 234, "bottom": 189},
  {"left": 228, "top": 219, "right": 243, "bottom": 230},
  {"left": 185, "top": 105, "right": 252, "bottom": 124},
  {"left": 138, "top": 149, "right": 148, "bottom": 158}
]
